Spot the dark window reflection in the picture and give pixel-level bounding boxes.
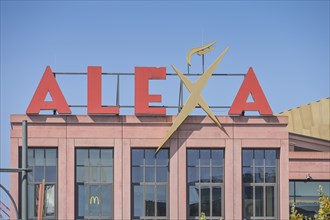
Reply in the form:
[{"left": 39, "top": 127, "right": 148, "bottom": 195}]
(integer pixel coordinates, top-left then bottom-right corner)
[
  {"left": 131, "top": 149, "right": 168, "bottom": 219},
  {"left": 289, "top": 181, "right": 330, "bottom": 218},
  {"left": 75, "top": 148, "right": 113, "bottom": 219},
  {"left": 187, "top": 149, "right": 224, "bottom": 218},
  {"left": 242, "top": 149, "right": 278, "bottom": 219},
  {"left": 23, "top": 148, "right": 57, "bottom": 219}
]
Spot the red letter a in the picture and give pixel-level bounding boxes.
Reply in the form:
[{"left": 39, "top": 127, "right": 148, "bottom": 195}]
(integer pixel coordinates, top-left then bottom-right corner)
[
  {"left": 229, "top": 67, "right": 272, "bottom": 115},
  {"left": 26, "top": 66, "right": 71, "bottom": 114}
]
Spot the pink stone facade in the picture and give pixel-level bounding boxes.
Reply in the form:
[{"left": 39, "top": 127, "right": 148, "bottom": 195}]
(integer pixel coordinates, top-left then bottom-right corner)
[{"left": 10, "top": 115, "right": 290, "bottom": 219}]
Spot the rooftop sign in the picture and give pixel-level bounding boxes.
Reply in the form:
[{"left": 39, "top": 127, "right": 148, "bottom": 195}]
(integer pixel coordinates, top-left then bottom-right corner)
[{"left": 26, "top": 41, "right": 273, "bottom": 150}]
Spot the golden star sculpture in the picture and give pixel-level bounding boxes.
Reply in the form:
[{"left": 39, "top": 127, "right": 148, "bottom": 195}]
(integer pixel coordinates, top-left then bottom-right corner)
[{"left": 156, "top": 41, "right": 229, "bottom": 152}]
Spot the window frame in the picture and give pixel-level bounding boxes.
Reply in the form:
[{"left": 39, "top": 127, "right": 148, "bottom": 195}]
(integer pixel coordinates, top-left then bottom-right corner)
[
  {"left": 19, "top": 147, "right": 58, "bottom": 220},
  {"left": 74, "top": 148, "right": 114, "bottom": 220},
  {"left": 289, "top": 180, "right": 330, "bottom": 218},
  {"left": 186, "top": 148, "right": 225, "bottom": 220},
  {"left": 130, "top": 148, "right": 169, "bottom": 220},
  {"left": 242, "top": 149, "right": 279, "bottom": 220}
]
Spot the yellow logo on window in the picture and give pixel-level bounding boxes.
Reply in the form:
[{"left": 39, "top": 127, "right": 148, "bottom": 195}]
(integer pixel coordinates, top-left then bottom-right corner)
[{"left": 90, "top": 196, "right": 100, "bottom": 205}]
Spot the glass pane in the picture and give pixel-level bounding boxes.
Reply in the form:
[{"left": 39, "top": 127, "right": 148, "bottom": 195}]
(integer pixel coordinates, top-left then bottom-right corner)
[
  {"left": 255, "top": 167, "right": 264, "bottom": 183},
  {"left": 101, "top": 185, "right": 111, "bottom": 217},
  {"left": 188, "top": 167, "right": 198, "bottom": 184},
  {"left": 28, "top": 185, "right": 34, "bottom": 218},
  {"left": 145, "top": 149, "right": 155, "bottom": 165},
  {"left": 35, "top": 149, "right": 44, "bottom": 166},
  {"left": 289, "top": 181, "right": 295, "bottom": 196},
  {"left": 212, "top": 167, "right": 223, "bottom": 183},
  {"left": 265, "top": 167, "right": 276, "bottom": 183},
  {"left": 34, "top": 166, "right": 44, "bottom": 182},
  {"left": 243, "top": 167, "right": 253, "bottom": 183},
  {"left": 146, "top": 167, "right": 155, "bottom": 182},
  {"left": 89, "top": 167, "right": 100, "bottom": 182},
  {"left": 255, "top": 186, "right": 264, "bottom": 216},
  {"left": 296, "top": 181, "right": 330, "bottom": 196},
  {"left": 156, "top": 167, "right": 168, "bottom": 182},
  {"left": 243, "top": 186, "right": 253, "bottom": 218},
  {"left": 189, "top": 185, "right": 199, "bottom": 217},
  {"left": 34, "top": 185, "right": 40, "bottom": 217},
  {"left": 156, "top": 149, "right": 168, "bottom": 166},
  {"left": 77, "top": 185, "right": 88, "bottom": 217},
  {"left": 45, "top": 149, "right": 56, "bottom": 166},
  {"left": 89, "top": 185, "right": 100, "bottom": 216},
  {"left": 187, "top": 150, "right": 199, "bottom": 166},
  {"left": 132, "top": 149, "right": 144, "bottom": 166},
  {"left": 90, "top": 149, "right": 100, "bottom": 166},
  {"left": 76, "top": 166, "right": 88, "bottom": 182},
  {"left": 133, "top": 185, "right": 144, "bottom": 217},
  {"left": 45, "top": 166, "right": 56, "bottom": 182},
  {"left": 211, "top": 150, "right": 223, "bottom": 166},
  {"left": 265, "top": 150, "right": 276, "bottom": 166},
  {"left": 200, "top": 150, "right": 210, "bottom": 166},
  {"left": 145, "top": 185, "right": 155, "bottom": 216},
  {"left": 201, "top": 186, "right": 210, "bottom": 216},
  {"left": 101, "top": 167, "right": 113, "bottom": 183},
  {"left": 212, "top": 187, "right": 221, "bottom": 217},
  {"left": 255, "top": 150, "right": 264, "bottom": 166},
  {"left": 242, "top": 150, "right": 253, "bottom": 167},
  {"left": 28, "top": 169, "right": 34, "bottom": 182},
  {"left": 100, "top": 149, "right": 113, "bottom": 166},
  {"left": 266, "top": 186, "right": 274, "bottom": 216},
  {"left": 132, "top": 166, "right": 144, "bottom": 183},
  {"left": 76, "top": 149, "right": 88, "bottom": 166},
  {"left": 295, "top": 196, "right": 320, "bottom": 218},
  {"left": 200, "top": 167, "right": 210, "bottom": 183},
  {"left": 44, "top": 185, "right": 55, "bottom": 216},
  {"left": 28, "top": 149, "right": 35, "bottom": 166},
  {"left": 157, "top": 185, "right": 166, "bottom": 216}
]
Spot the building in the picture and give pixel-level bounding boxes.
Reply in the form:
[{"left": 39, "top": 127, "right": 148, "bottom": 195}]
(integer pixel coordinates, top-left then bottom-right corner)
[
  {"left": 9, "top": 98, "right": 329, "bottom": 219},
  {"left": 278, "top": 98, "right": 330, "bottom": 218}
]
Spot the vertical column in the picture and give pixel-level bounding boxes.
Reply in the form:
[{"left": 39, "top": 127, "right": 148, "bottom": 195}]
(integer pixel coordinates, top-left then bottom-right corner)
[
  {"left": 169, "top": 139, "right": 178, "bottom": 219},
  {"left": 66, "top": 139, "right": 75, "bottom": 219},
  {"left": 122, "top": 139, "right": 131, "bottom": 219},
  {"left": 233, "top": 139, "right": 242, "bottom": 219},
  {"left": 224, "top": 139, "right": 234, "bottom": 219},
  {"left": 280, "top": 139, "right": 289, "bottom": 220},
  {"left": 10, "top": 138, "right": 19, "bottom": 220},
  {"left": 21, "top": 120, "right": 27, "bottom": 220},
  {"left": 177, "top": 139, "right": 186, "bottom": 219},
  {"left": 113, "top": 139, "right": 123, "bottom": 219},
  {"left": 58, "top": 138, "right": 67, "bottom": 219}
]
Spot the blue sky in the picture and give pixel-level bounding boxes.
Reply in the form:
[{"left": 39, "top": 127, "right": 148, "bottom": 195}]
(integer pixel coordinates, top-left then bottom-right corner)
[{"left": 0, "top": 0, "right": 329, "bottom": 207}]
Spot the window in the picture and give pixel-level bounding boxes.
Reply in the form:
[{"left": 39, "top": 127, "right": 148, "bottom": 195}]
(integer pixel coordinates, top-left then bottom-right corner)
[
  {"left": 242, "top": 149, "right": 278, "bottom": 220},
  {"left": 131, "top": 149, "right": 169, "bottom": 219},
  {"left": 187, "top": 149, "right": 224, "bottom": 220},
  {"left": 290, "top": 181, "right": 330, "bottom": 218},
  {"left": 75, "top": 148, "right": 113, "bottom": 219},
  {"left": 22, "top": 148, "right": 57, "bottom": 220}
]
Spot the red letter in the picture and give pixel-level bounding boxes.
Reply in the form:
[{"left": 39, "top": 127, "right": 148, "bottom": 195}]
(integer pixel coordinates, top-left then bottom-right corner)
[
  {"left": 229, "top": 67, "right": 272, "bottom": 115},
  {"left": 88, "top": 66, "right": 119, "bottom": 114},
  {"left": 135, "top": 67, "right": 166, "bottom": 115},
  {"left": 26, "top": 66, "right": 71, "bottom": 114}
]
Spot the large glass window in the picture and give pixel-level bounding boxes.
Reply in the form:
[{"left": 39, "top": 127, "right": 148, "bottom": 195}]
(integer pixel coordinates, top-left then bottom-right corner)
[
  {"left": 131, "top": 149, "right": 169, "bottom": 219},
  {"left": 290, "top": 181, "right": 330, "bottom": 218},
  {"left": 187, "top": 149, "right": 224, "bottom": 219},
  {"left": 75, "top": 148, "right": 113, "bottom": 219},
  {"left": 242, "top": 149, "right": 278, "bottom": 220},
  {"left": 22, "top": 148, "right": 57, "bottom": 220}
]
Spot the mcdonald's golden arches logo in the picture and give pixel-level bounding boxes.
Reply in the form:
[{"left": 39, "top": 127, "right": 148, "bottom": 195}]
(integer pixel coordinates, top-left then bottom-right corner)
[{"left": 90, "top": 196, "right": 100, "bottom": 205}]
